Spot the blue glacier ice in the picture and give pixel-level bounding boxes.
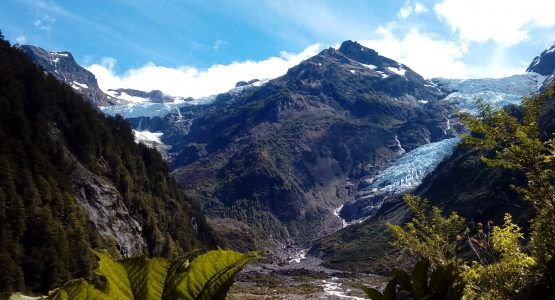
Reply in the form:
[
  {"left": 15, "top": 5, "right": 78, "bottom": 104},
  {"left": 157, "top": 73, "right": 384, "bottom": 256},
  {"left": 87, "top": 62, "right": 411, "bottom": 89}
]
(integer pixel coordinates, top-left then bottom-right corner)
[
  {"left": 337, "top": 73, "right": 546, "bottom": 225},
  {"left": 100, "top": 95, "right": 216, "bottom": 118},
  {"left": 369, "top": 73, "right": 544, "bottom": 194},
  {"left": 100, "top": 79, "right": 268, "bottom": 119},
  {"left": 435, "top": 73, "right": 545, "bottom": 114},
  {"left": 368, "top": 137, "right": 461, "bottom": 193}
]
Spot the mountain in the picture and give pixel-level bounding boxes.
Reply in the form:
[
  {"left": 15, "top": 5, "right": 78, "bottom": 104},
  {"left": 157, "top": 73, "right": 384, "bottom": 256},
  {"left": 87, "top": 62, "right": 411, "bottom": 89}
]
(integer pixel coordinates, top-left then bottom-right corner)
[
  {"left": 0, "top": 37, "right": 214, "bottom": 293},
  {"left": 310, "top": 48, "right": 552, "bottom": 274},
  {"left": 18, "top": 45, "right": 120, "bottom": 106},
  {"left": 110, "top": 41, "right": 459, "bottom": 249},
  {"left": 106, "top": 88, "right": 177, "bottom": 103},
  {"left": 527, "top": 44, "right": 555, "bottom": 77},
  {"left": 529, "top": 44, "right": 555, "bottom": 135}
]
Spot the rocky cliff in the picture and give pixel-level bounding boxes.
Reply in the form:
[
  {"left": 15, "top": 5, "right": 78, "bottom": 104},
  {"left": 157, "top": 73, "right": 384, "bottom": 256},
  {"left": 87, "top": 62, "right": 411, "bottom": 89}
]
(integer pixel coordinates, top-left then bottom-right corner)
[
  {"left": 159, "top": 41, "right": 457, "bottom": 247},
  {"left": 0, "top": 38, "right": 214, "bottom": 293},
  {"left": 18, "top": 44, "right": 119, "bottom": 106}
]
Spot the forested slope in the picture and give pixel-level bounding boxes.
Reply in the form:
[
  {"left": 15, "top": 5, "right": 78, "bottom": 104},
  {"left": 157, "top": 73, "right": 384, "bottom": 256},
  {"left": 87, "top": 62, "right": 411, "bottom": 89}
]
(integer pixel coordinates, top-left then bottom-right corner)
[{"left": 0, "top": 34, "right": 214, "bottom": 294}]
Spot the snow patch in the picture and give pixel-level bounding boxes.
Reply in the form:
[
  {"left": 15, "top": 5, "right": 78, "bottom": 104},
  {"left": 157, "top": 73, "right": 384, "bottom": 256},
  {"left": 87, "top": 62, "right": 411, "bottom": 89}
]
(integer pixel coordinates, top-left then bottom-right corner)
[
  {"left": 101, "top": 79, "right": 268, "bottom": 119},
  {"left": 387, "top": 66, "right": 406, "bottom": 76},
  {"left": 52, "top": 52, "right": 69, "bottom": 57},
  {"left": 71, "top": 81, "right": 88, "bottom": 90},
  {"left": 376, "top": 71, "right": 389, "bottom": 79},
  {"left": 361, "top": 64, "right": 378, "bottom": 70},
  {"left": 133, "top": 130, "right": 163, "bottom": 145},
  {"left": 116, "top": 92, "right": 150, "bottom": 104}
]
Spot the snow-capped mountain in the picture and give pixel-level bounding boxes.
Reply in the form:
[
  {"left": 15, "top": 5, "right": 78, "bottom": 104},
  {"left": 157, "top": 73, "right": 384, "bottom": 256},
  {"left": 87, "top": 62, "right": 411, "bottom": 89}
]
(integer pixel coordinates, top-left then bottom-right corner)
[
  {"left": 19, "top": 45, "right": 192, "bottom": 108},
  {"left": 107, "top": 88, "right": 179, "bottom": 104},
  {"left": 527, "top": 44, "right": 555, "bottom": 91},
  {"left": 100, "top": 79, "right": 268, "bottom": 119},
  {"left": 527, "top": 44, "right": 555, "bottom": 76},
  {"left": 18, "top": 45, "right": 120, "bottom": 106},
  {"left": 338, "top": 72, "right": 545, "bottom": 223}
]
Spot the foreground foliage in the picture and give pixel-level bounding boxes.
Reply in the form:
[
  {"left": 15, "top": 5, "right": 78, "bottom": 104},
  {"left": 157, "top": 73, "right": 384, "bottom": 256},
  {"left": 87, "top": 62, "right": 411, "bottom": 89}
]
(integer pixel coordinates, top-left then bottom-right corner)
[
  {"left": 363, "top": 258, "right": 464, "bottom": 300},
  {"left": 4, "top": 249, "right": 258, "bottom": 300},
  {"left": 366, "top": 88, "right": 555, "bottom": 299},
  {"left": 388, "top": 195, "right": 467, "bottom": 267},
  {"left": 462, "top": 215, "right": 537, "bottom": 299}
]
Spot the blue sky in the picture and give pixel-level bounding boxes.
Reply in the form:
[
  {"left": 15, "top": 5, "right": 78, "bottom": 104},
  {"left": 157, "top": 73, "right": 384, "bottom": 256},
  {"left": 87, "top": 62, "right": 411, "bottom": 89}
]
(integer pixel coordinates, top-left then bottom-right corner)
[{"left": 2, "top": 0, "right": 555, "bottom": 98}]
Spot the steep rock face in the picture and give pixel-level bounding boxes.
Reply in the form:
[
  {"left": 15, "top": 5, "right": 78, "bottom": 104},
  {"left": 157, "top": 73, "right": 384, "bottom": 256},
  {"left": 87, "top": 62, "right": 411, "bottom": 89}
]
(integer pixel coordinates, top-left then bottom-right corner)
[
  {"left": 0, "top": 39, "right": 214, "bottom": 293},
  {"left": 527, "top": 44, "right": 555, "bottom": 76},
  {"left": 311, "top": 46, "right": 553, "bottom": 273},
  {"left": 71, "top": 156, "right": 147, "bottom": 257},
  {"left": 18, "top": 45, "right": 118, "bottom": 106},
  {"left": 530, "top": 44, "right": 555, "bottom": 135},
  {"left": 167, "top": 41, "right": 456, "bottom": 245},
  {"left": 107, "top": 88, "right": 175, "bottom": 103}
]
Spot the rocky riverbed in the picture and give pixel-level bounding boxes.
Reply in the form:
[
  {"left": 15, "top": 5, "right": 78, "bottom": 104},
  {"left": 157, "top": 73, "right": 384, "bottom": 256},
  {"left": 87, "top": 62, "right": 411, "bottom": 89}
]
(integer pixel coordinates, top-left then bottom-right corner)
[{"left": 227, "top": 249, "right": 386, "bottom": 299}]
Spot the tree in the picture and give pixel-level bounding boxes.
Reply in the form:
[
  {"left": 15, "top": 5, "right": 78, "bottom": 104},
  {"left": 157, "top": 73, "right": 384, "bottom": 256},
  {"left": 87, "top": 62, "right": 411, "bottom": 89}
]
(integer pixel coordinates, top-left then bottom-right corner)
[
  {"left": 369, "top": 87, "right": 555, "bottom": 299},
  {"left": 460, "top": 86, "right": 555, "bottom": 267},
  {"left": 387, "top": 195, "right": 467, "bottom": 268}
]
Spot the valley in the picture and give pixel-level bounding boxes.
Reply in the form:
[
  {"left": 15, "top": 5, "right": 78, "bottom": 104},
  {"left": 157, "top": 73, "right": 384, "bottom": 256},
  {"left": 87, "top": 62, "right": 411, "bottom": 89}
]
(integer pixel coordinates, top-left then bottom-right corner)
[{"left": 3, "top": 29, "right": 555, "bottom": 298}]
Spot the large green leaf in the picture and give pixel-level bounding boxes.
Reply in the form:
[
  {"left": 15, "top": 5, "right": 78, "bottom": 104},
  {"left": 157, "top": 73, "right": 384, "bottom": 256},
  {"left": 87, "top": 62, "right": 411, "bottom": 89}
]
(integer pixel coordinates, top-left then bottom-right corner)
[
  {"left": 166, "top": 249, "right": 258, "bottom": 300},
  {"left": 39, "top": 249, "right": 258, "bottom": 300},
  {"left": 392, "top": 269, "right": 411, "bottom": 292},
  {"left": 411, "top": 258, "right": 430, "bottom": 298},
  {"left": 429, "top": 262, "right": 457, "bottom": 296},
  {"left": 361, "top": 287, "right": 383, "bottom": 300}
]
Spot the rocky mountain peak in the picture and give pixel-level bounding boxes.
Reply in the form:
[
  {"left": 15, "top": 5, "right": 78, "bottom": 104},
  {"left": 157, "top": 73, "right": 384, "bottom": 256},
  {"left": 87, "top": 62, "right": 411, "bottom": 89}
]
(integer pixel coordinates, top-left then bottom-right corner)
[
  {"left": 283, "top": 40, "right": 444, "bottom": 103},
  {"left": 527, "top": 44, "right": 555, "bottom": 75},
  {"left": 337, "top": 40, "right": 396, "bottom": 67},
  {"left": 18, "top": 44, "right": 119, "bottom": 106},
  {"left": 107, "top": 88, "right": 175, "bottom": 103}
]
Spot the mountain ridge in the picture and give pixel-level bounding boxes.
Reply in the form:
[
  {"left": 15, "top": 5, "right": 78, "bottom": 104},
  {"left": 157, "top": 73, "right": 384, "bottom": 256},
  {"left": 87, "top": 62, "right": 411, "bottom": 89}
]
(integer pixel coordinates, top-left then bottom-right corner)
[
  {"left": 0, "top": 37, "right": 215, "bottom": 293},
  {"left": 163, "top": 41, "right": 458, "bottom": 247}
]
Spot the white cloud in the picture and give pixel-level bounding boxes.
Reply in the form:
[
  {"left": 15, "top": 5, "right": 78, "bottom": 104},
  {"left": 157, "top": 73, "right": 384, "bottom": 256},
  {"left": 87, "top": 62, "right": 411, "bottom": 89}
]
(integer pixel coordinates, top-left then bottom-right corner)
[
  {"left": 398, "top": 2, "right": 428, "bottom": 19},
  {"left": 213, "top": 39, "right": 228, "bottom": 50},
  {"left": 435, "top": 0, "right": 555, "bottom": 47},
  {"left": 360, "top": 26, "right": 526, "bottom": 79},
  {"left": 360, "top": 27, "right": 468, "bottom": 78},
  {"left": 414, "top": 3, "right": 428, "bottom": 14},
  {"left": 15, "top": 35, "right": 27, "bottom": 44},
  {"left": 33, "top": 14, "right": 55, "bottom": 32},
  {"left": 87, "top": 44, "right": 321, "bottom": 98}
]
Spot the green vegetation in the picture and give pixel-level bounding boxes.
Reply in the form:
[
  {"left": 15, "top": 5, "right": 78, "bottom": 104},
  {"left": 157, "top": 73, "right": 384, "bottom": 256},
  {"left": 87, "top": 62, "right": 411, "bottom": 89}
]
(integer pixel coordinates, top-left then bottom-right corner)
[
  {"left": 462, "top": 215, "right": 537, "bottom": 299},
  {"left": 367, "top": 87, "right": 555, "bottom": 299},
  {"left": 0, "top": 34, "right": 213, "bottom": 293},
  {"left": 363, "top": 258, "right": 464, "bottom": 300},
  {"left": 3, "top": 249, "right": 257, "bottom": 300},
  {"left": 388, "top": 195, "right": 467, "bottom": 267}
]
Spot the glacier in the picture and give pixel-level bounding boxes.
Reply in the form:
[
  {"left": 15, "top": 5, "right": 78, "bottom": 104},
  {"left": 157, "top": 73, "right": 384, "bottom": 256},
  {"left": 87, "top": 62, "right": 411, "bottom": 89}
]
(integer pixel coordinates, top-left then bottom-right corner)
[
  {"left": 368, "top": 137, "right": 461, "bottom": 193},
  {"left": 435, "top": 73, "right": 545, "bottom": 114},
  {"left": 100, "top": 79, "right": 268, "bottom": 119},
  {"left": 336, "top": 73, "right": 545, "bottom": 225},
  {"left": 100, "top": 95, "right": 217, "bottom": 118},
  {"left": 375, "top": 72, "right": 545, "bottom": 194}
]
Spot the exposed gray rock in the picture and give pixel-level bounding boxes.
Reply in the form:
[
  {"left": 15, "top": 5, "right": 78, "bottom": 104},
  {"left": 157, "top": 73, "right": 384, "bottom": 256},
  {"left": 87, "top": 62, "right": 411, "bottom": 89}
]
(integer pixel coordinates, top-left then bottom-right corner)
[
  {"left": 108, "top": 88, "right": 175, "bottom": 103},
  {"left": 18, "top": 44, "right": 119, "bottom": 106},
  {"left": 71, "top": 160, "right": 147, "bottom": 257}
]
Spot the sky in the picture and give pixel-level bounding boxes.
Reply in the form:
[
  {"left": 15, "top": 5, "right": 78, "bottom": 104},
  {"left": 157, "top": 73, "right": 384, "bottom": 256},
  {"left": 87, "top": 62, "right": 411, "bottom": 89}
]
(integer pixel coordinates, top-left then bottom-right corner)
[{"left": 2, "top": 0, "right": 555, "bottom": 98}]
